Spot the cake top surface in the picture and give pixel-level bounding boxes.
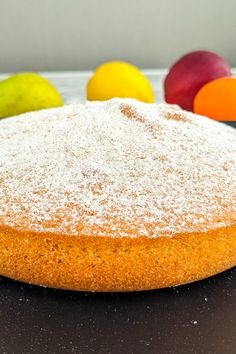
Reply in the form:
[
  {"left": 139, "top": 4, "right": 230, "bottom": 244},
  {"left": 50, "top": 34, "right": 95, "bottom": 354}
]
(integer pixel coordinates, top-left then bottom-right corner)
[{"left": 0, "top": 98, "right": 236, "bottom": 238}]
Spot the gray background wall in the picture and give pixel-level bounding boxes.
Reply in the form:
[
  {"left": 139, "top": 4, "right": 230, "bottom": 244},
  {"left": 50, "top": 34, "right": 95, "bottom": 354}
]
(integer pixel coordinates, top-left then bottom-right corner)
[{"left": 0, "top": 0, "right": 235, "bottom": 72}]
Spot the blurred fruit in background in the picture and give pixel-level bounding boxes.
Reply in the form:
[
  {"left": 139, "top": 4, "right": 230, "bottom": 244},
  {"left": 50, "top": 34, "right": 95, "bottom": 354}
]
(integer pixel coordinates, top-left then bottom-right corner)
[
  {"left": 87, "top": 61, "right": 155, "bottom": 103},
  {"left": 164, "top": 50, "right": 231, "bottom": 111},
  {"left": 194, "top": 77, "right": 236, "bottom": 121},
  {"left": 0, "top": 73, "right": 63, "bottom": 118}
]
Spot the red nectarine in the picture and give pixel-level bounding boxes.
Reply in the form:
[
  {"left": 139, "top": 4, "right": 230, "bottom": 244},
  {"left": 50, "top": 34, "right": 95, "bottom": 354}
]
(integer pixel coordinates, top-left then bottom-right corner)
[{"left": 164, "top": 50, "right": 231, "bottom": 111}]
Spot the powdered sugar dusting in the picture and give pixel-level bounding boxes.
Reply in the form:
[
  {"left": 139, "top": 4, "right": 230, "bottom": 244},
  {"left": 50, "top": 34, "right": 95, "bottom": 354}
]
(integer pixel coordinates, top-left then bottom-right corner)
[{"left": 0, "top": 98, "right": 236, "bottom": 237}]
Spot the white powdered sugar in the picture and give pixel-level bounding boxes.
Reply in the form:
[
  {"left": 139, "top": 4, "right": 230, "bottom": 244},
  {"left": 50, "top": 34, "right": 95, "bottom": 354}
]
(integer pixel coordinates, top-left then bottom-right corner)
[{"left": 0, "top": 98, "right": 235, "bottom": 237}]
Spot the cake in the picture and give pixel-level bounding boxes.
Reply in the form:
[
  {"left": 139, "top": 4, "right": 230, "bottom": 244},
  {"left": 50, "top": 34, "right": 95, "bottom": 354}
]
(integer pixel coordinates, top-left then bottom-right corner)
[{"left": 0, "top": 98, "right": 235, "bottom": 291}]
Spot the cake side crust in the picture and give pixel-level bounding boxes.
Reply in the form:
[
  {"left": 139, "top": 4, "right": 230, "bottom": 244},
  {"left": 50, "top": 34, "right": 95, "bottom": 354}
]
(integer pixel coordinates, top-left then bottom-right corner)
[{"left": 0, "top": 224, "right": 235, "bottom": 291}]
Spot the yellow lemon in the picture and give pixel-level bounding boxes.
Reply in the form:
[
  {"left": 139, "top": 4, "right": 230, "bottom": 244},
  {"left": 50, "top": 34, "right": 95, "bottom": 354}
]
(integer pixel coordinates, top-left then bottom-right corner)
[
  {"left": 87, "top": 61, "right": 155, "bottom": 103},
  {"left": 0, "top": 73, "right": 63, "bottom": 118}
]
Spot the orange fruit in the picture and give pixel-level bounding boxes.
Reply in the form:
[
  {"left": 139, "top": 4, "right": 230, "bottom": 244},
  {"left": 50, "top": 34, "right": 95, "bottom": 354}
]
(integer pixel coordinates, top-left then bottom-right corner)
[{"left": 194, "top": 77, "right": 236, "bottom": 121}]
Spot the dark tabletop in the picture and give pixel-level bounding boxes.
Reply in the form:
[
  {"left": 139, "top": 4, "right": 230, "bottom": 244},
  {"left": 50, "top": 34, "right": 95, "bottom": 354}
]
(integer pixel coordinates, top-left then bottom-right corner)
[
  {"left": 0, "top": 122, "right": 235, "bottom": 354},
  {"left": 0, "top": 269, "right": 235, "bottom": 354}
]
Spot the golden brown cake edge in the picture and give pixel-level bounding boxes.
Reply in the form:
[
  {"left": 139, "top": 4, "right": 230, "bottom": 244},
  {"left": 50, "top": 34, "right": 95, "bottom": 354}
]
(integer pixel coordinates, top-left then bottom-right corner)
[{"left": 0, "top": 224, "right": 235, "bottom": 292}]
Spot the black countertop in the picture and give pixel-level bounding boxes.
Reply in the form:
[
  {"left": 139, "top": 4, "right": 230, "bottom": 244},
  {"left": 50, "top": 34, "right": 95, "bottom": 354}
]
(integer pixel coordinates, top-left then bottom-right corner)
[
  {"left": 0, "top": 269, "right": 235, "bottom": 354},
  {"left": 0, "top": 122, "right": 235, "bottom": 354}
]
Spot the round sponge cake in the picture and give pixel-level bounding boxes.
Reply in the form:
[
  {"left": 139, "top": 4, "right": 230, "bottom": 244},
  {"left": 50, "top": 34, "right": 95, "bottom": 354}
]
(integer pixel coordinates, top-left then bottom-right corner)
[{"left": 0, "top": 98, "right": 235, "bottom": 291}]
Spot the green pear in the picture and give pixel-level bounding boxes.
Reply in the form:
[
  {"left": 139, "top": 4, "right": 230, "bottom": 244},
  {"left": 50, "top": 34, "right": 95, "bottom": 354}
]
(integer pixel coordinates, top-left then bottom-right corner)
[{"left": 0, "top": 72, "right": 63, "bottom": 118}]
